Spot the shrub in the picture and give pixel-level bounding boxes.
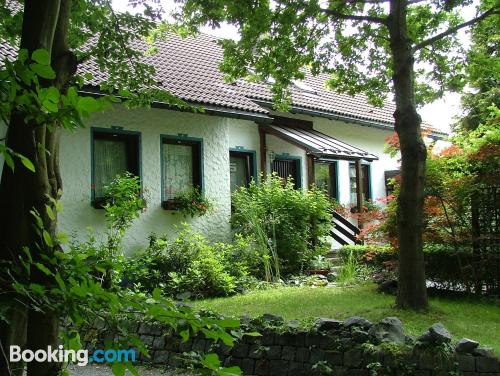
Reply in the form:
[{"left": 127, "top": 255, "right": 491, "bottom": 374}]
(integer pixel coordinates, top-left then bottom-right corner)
[
  {"left": 231, "top": 174, "right": 333, "bottom": 276},
  {"left": 338, "top": 245, "right": 396, "bottom": 266},
  {"left": 73, "top": 173, "right": 145, "bottom": 288},
  {"left": 124, "top": 226, "right": 257, "bottom": 298}
]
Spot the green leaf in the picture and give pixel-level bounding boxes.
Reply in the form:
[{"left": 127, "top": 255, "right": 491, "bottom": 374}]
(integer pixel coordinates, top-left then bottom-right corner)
[
  {"left": 29, "top": 283, "right": 45, "bottom": 295},
  {"left": 35, "top": 262, "right": 52, "bottom": 276},
  {"left": 30, "top": 63, "right": 56, "bottom": 79},
  {"left": 179, "top": 329, "right": 189, "bottom": 342},
  {"left": 152, "top": 288, "right": 162, "bottom": 300},
  {"left": 66, "top": 86, "right": 78, "bottom": 104},
  {"left": 56, "top": 232, "right": 69, "bottom": 244},
  {"left": 243, "top": 332, "right": 262, "bottom": 337},
  {"left": 217, "top": 330, "right": 234, "bottom": 346},
  {"left": 42, "top": 230, "right": 54, "bottom": 247},
  {"left": 77, "top": 96, "right": 100, "bottom": 113},
  {"left": 67, "top": 332, "right": 82, "bottom": 351},
  {"left": 219, "top": 366, "right": 242, "bottom": 376},
  {"left": 32, "top": 49, "right": 50, "bottom": 65},
  {"left": 111, "top": 363, "right": 126, "bottom": 376},
  {"left": 4, "top": 152, "right": 14, "bottom": 171},
  {"left": 201, "top": 353, "right": 221, "bottom": 370},
  {"left": 55, "top": 272, "right": 66, "bottom": 291},
  {"left": 125, "top": 363, "right": 140, "bottom": 376},
  {"left": 45, "top": 205, "right": 55, "bottom": 221},
  {"left": 46, "top": 86, "right": 60, "bottom": 103},
  {"left": 18, "top": 155, "right": 35, "bottom": 172},
  {"left": 218, "top": 318, "right": 240, "bottom": 328}
]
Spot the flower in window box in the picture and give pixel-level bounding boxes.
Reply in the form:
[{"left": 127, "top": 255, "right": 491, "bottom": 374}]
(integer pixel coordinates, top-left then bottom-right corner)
[{"left": 172, "top": 187, "right": 213, "bottom": 217}]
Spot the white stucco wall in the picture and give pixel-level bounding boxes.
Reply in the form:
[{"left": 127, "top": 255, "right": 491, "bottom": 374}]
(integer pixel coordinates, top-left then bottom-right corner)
[
  {"left": 58, "top": 105, "right": 232, "bottom": 253},
  {"left": 227, "top": 119, "right": 261, "bottom": 181},
  {"left": 0, "top": 106, "right": 402, "bottom": 252}
]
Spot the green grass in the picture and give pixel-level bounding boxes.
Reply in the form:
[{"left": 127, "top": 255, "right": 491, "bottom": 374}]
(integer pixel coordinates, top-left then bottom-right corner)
[{"left": 194, "top": 284, "right": 500, "bottom": 352}]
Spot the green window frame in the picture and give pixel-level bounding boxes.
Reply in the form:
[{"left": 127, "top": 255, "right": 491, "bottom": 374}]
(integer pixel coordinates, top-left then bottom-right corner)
[
  {"left": 349, "top": 162, "right": 372, "bottom": 205},
  {"left": 314, "top": 160, "right": 339, "bottom": 200},
  {"left": 91, "top": 127, "right": 141, "bottom": 208},
  {"left": 229, "top": 148, "right": 257, "bottom": 192},
  {"left": 160, "top": 135, "right": 203, "bottom": 209}
]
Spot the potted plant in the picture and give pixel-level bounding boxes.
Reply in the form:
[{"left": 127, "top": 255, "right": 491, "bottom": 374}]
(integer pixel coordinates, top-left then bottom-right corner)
[
  {"left": 306, "top": 255, "right": 333, "bottom": 276},
  {"left": 163, "top": 187, "right": 212, "bottom": 217}
]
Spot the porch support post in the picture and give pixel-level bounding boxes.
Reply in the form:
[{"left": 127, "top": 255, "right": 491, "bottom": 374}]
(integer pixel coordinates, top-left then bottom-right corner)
[
  {"left": 258, "top": 124, "right": 267, "bottom": 179},
  {"left": 355, "top": 159, "right": 364, "bottom": 229},
  {"left": 307, "top": 154, "right": 315, "bottom": 189}
]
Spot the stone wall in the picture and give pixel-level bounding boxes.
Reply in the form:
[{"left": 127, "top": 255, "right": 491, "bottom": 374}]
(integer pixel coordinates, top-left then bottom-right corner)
[{"left": 83, "top": 314, "right": 500, "bottom": 376}]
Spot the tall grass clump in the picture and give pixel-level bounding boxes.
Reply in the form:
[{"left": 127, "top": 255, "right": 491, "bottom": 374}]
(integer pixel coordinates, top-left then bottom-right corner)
[{"left": 337, "top": 249, "right": 359, "bottom": 285}]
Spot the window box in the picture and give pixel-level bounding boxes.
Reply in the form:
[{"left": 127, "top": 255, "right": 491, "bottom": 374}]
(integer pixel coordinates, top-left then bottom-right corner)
[{"left": 161, "top": 199, "right": 180, "bottom": 210}]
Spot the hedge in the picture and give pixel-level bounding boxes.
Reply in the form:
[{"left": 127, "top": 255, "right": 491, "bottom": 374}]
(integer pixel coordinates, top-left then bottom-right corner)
[{"left": 338, "top": 244, "right": 499, "bottom": 295}]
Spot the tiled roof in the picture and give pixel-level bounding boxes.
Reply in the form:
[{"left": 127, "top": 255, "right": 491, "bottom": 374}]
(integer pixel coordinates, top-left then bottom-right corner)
[{"left": 1, "top": 31, "right": 445, "bottom": 134}]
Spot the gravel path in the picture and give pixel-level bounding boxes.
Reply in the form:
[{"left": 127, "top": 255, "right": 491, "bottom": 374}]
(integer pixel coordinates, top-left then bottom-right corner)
[{"left": 66, "top": 364, "right": 194, "bottom": 376}]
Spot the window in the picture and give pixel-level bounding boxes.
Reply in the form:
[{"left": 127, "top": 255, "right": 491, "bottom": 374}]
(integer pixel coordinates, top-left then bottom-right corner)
[
  {"left": 230, "top": 150, "right": 255, "bottom": 192},
  {"left": 161, "top": 136, "right": 202, "bottom": 208},
  {"left": 92, "top": 129, "right": 140, "bottom": 206},
  {"left": 385, "top": 170, "right": 399, "bottom": 196},
  {"left": 314, "top": 161, "right": 338, "bottom": 199},
  {"left": 272, "top": 157, "right": 301, "bottom": 188},
  {"left": 349, "top": 163, "right": 371, "bottom": 205}
]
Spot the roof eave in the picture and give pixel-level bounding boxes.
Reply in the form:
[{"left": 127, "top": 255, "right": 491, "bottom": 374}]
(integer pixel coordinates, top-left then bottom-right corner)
[
  {"left": 253, "top": 99, "right": 448, "bottom": 139},
  {"left": 79, "top": 86, "right": 273, "bottom": 123}
]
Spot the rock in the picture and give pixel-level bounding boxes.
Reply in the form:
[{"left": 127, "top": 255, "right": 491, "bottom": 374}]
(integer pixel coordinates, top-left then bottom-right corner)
[
  {"left": 429, "top": 323, "right": 452, "bottom": 344},
  {"left": 240, "top": 314, "right": 252, "bottom": 325},
  {"left": 369, "top": 317, "right": 405, "bottom": 344},
  {"left": 344, "top": 316, "right": 372, "bottom": 329},
  {"left": 455, "top": 338, "right": 479, "bottom": 354},
  {"left": 286, "top": 319, "right": 300, "bottom": 329},
  {"left": 474, "top": 346, "right": 494, "bottom": 357},
  {"left": 327, "top": 272, "right": 338, "bottom": 282},
  {"left": 261, "top": 313, "right": 284, "bottom": 325},
  {"left": 418, "top": 323, "right": 451, "bottom": 346},
  {"left": 377, "top": 279, "right": 398, "bottom": 295},
  {"left": 316, "top": 318, "right": 343, "bottom": 331},
  {"left": 352, "top": 329, "right": 370, "bottom": 343}
]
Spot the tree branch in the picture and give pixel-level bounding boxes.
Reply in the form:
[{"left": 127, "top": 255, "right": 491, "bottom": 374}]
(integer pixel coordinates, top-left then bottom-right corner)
[
  {"left": 320, "top": 8, "right": 387, "bottom": 24},
  {"left": 413, "top": 7, "right": 500, "bottom": 51}
]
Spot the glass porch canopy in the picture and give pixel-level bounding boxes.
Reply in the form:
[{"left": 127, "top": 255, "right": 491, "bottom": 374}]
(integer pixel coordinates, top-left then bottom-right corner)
[{"left": 266, "top": 124, "right": 378, "bottom": 161}]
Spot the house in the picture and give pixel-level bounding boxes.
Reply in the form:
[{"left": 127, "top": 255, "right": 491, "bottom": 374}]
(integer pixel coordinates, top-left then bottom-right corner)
[{"left": 0, "top": 32, "right": 445, "bottom": 251}]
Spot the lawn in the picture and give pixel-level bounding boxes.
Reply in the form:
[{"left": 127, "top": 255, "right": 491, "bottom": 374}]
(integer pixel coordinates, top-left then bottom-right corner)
[{"left": 194, "top": 283, "right": 500, "bottom": 352}]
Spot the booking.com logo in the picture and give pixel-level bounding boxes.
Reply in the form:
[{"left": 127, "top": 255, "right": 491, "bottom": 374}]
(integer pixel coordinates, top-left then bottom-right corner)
[{"left": 10, "top": 345, "right": 136, "bottom": 366}]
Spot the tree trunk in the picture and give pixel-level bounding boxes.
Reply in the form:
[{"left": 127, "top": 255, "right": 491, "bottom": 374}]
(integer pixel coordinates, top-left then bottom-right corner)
[
  {"left": 0, "top": 1, "right": 75, "bottom": 375},
  {"left": 388, "top": 0, "right": 428, "bottom": 310}
]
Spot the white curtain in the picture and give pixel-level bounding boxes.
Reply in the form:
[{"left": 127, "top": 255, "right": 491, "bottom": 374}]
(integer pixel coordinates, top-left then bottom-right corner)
[
  {"left": 163, "top": 143, "right": 193, "bottom": 200},
  {"left": 93, "top": 138, "right": 127, "bottom": 197}
]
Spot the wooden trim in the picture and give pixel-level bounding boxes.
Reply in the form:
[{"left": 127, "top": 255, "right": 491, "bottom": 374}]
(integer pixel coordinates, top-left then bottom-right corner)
[
  {"left": 261, "top": 124, "right": 309, "bottom": 152},
  {"left": 272, "top": 115, "right": 313, "bottom": 130},
  {"left": 258, "top": 124, "right": 267, "bottom": 179},
  {"left": 355, "top": 159, "right": 363, "bottom": 229},
  {"left": 307, "top": 155, "right": 315, "bottom": 189}
]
